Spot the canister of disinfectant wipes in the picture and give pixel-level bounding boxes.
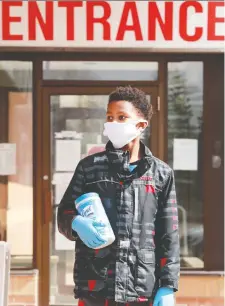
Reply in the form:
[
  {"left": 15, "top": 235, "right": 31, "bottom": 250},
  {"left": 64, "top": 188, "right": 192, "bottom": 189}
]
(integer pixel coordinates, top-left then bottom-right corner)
[{"left": 75, "top": 193, "right": 115, "bottom": 248}]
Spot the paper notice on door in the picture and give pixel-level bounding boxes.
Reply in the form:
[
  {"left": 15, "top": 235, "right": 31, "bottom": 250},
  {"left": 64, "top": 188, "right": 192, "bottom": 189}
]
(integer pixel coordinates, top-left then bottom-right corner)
[
  {"left": 55, "top": 140, "right": 81, "bottom": 171},
  {"left": 52, "top": 172, "right": 74, "bottom": 204},
  {"left": 0, "top": 143, "right": 16, "bottom": 175},
  {"left": 173, "top": 139, "right": 198, "bottom": 171},
  {"left": 55, "top": 207, "right": 75, "bottom": 251}
]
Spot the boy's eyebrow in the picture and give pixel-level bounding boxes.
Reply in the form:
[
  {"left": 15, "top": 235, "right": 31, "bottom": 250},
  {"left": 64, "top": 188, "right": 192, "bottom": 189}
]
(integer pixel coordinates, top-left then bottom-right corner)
[
  {"left": 117, "top": 111, "right": 130, "bottom": 116},
  {"left": 106, "top": 110, "right": 130, "bottom": 116}
]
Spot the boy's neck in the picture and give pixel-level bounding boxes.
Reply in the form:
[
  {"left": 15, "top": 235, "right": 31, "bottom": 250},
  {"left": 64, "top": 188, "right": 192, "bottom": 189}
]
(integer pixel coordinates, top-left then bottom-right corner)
[{"left": 123, "top": 138, "right": 141, "bottom": 163}]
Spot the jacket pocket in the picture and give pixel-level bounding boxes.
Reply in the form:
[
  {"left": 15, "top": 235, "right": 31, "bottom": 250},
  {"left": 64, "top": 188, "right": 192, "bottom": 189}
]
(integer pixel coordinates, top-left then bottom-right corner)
[
  {"left": 88, "top": 247, "right": 113, "bottom": 280},
  {"left": 135, "top": 249, "right": 156, "bottom": 296}
]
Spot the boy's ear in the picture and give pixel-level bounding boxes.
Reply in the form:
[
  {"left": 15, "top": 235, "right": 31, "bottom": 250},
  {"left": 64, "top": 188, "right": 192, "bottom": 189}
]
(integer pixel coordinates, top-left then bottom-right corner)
[{"left": 137, "top": 120, "right": 148, "bottom": 130}]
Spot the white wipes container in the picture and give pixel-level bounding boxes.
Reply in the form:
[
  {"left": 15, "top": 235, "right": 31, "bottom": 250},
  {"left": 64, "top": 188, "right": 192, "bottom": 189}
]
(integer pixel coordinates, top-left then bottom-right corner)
[{"left": 75, "top": 192, "right": 115, "bottom": 249}]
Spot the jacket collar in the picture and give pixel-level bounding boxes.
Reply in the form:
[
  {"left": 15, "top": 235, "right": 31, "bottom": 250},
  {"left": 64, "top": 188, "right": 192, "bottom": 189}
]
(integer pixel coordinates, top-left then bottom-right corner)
[{"left": 105, "top": 141, "right": 153, "bottom": 181}]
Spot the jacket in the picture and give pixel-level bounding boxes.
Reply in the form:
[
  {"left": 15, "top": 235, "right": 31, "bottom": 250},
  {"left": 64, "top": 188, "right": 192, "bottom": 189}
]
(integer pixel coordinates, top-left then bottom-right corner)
[{"left": 57, "top": 142, "right": 180, "bottom": 303}]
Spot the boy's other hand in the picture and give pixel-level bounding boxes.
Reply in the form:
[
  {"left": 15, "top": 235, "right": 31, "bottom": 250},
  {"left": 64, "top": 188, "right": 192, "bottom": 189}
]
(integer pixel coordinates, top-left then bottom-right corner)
[{"left": 153, "top": 287, "right": 174, "bottom": 306}]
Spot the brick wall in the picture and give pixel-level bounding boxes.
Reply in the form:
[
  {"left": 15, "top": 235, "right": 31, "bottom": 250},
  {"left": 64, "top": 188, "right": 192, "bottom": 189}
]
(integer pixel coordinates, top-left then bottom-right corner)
[
  {"left": 9, "top": 270, "right": 38, "bottom": 306},
  {"left": 176, "top": 297, "right": 224, "bottom": 306},
  {"left": 8, "top": 272, "right": 224, "bottom": 306},
  {"left": 176, "top": 274, "right": 224, "bottom": 306}
]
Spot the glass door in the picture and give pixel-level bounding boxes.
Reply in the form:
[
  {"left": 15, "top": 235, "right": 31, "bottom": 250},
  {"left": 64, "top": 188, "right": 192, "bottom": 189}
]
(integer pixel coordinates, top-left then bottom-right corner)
[{"left": 41, "top": 86, "right": 159, "bottom": 306}]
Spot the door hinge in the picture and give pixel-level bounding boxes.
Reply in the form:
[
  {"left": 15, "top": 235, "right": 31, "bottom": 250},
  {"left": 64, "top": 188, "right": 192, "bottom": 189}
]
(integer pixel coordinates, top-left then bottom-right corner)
[{"left": 157, "top": 96, "right": 160, "bottom": 111}]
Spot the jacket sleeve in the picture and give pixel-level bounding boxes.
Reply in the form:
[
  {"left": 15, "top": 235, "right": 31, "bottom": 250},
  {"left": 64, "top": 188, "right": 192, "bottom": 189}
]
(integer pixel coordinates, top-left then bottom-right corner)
[
  {"left": 57, "top": 161, "right": 86, "bottom": 241},
  {"left": 155, "top": 168, "right": 180, "bottom": 291}
]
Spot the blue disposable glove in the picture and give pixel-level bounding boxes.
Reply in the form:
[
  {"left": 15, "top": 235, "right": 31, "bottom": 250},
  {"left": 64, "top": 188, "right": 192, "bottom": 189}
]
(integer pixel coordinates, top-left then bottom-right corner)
[
  {"left": 72, "top": 215, "right": 107, "bottom": 249},
  {"left": 153, "top": 287, "right": 175, "bottom": 306}
]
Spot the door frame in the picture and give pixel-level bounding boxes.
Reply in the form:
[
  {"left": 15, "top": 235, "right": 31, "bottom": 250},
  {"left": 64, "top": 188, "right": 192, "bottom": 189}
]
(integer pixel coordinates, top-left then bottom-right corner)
[{"left": 39, "top": 84, "right": 160, "bottom": 306}]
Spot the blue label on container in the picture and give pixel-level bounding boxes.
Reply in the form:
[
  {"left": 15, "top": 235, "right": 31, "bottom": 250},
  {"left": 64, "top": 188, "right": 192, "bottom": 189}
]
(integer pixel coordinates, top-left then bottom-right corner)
[
  {"left": 78, "top": 201, "right": 95, "bottom": 219},
  {"left": 82, "top": 205, "right": 95, "bottom": 218}
]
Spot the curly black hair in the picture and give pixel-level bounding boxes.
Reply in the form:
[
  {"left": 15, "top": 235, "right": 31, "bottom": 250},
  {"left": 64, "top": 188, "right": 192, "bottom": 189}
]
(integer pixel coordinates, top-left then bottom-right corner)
[{"left": 108, "top": 86, "right": 153, "bottom": 121}]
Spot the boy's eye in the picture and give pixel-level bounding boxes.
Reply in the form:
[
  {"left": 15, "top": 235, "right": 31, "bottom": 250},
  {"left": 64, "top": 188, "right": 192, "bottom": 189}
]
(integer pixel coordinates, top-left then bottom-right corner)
[
  {"left": 107, "top": 116, "right": 113, "bottom": 122},
  {"left": 118, "top": 115, "right": 126, "bottom": 121}
]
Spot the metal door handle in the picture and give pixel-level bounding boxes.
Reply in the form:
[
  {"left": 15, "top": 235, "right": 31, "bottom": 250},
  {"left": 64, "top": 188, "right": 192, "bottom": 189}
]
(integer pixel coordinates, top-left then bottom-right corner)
[{"left": 212, "top": 140, "right": 223, "bottom": 169}]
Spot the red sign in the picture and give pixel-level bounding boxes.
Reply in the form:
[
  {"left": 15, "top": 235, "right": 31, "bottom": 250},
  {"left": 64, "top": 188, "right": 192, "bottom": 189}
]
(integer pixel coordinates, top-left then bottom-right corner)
[{"left": 0, "top": 1, "right": 224, "bottom": 49}]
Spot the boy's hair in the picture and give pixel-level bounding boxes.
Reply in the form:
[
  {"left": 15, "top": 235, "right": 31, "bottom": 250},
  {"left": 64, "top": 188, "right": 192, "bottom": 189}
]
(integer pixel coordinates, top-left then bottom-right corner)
[{"left": 108, "top": 86, "right": 153, "bottom": 121}]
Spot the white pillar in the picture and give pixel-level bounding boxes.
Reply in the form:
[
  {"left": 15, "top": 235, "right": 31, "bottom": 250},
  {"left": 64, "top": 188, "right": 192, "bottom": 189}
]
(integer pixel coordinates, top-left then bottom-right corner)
[{"left": 0, "top": 242, "right": 11, "bottom": 306}]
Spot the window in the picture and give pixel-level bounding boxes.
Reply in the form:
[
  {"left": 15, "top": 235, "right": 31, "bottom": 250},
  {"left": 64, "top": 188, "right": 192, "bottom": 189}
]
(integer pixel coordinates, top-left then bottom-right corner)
[
  {"left": 167, "top": 62, "right": 204, "bottom": 269},
  {"left": 43, "top": 61, "right": 158, "bottom": 81},
  {"left": 0, "top": 61, "right": 33, "bottom": 268}
]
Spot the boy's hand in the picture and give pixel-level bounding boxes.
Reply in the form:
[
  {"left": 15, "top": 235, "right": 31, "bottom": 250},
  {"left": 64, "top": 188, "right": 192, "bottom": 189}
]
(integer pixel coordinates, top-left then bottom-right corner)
[
  {"left": 153, "top": 287, "right": 174, "bottom": 306},
  {"left": 72, "top": 215, "right": 107, "bottom": 249}
]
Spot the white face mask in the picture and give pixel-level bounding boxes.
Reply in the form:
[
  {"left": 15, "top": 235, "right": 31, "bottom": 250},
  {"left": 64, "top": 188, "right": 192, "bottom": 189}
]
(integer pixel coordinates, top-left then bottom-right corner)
[{"left": 103, "top": 120, "right": 147, "bottom": 149}]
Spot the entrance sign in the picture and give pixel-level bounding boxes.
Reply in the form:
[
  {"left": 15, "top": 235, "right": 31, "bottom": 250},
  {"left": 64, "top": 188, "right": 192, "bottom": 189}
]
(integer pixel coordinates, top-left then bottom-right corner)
[{"left": 0, "top": 1, "right": 224, "bottom": 50}]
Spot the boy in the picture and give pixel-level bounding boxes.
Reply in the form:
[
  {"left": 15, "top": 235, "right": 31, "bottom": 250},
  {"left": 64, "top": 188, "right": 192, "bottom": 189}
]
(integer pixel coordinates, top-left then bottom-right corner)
[{"left": 57, "top": 86, "right": 180, "bottom": 306}]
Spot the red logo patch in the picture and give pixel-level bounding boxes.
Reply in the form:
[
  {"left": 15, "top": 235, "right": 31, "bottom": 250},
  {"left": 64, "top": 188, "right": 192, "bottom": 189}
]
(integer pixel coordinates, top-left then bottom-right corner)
[
  {"left": 63, "top": 210, "right": 74, "bottom": 215},
  {"left": 88, "top": 280, "right": 96, "bottom": 291},
  {"left": 145, "top": 184, "right": 155, "bottom": 193},
  {"left": 107, "top": 270, "right": 113, "bottom": 275},
  {"left": 140, "top": 176, "right": 153, "bottom": 181},
  {"left": 138, "top": 297, "right": 148, "bottom": 302},
  {"left": 173, "top": 224, "right": 178, "bottom": 230},
  {"left": 160, "top": 258, "right": 167, "bottom": 268}
]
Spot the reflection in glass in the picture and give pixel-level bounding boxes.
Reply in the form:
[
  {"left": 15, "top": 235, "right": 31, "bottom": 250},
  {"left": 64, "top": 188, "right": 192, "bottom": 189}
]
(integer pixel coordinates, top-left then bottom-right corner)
[
  {"left": 0, "top": 61, "right": 33, "bottom": 268},
  {"left": 43, "top": 61, "right": 158, "bottom": 81},
  {"left": 168, "top": 62, "right": 204, "bottom": 269}
]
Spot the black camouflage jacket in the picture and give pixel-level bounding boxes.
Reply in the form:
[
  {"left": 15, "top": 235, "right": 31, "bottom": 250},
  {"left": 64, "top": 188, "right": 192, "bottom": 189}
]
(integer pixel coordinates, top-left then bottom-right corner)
[{"left": 57, "top": 142, "right": 180, "bottom": 303}]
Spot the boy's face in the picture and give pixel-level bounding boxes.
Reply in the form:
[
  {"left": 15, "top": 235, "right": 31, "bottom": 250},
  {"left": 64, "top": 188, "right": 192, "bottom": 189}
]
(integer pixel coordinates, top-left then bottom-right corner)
[{"left": 106, "top": 100, "right": 148, "bottom": 130}]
